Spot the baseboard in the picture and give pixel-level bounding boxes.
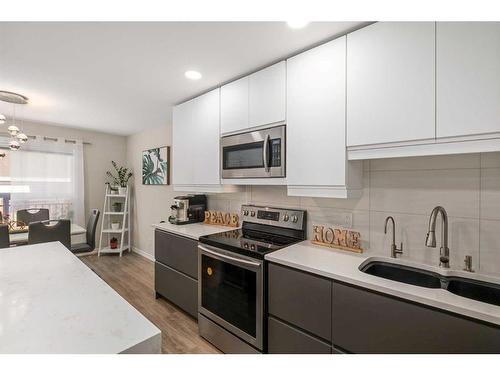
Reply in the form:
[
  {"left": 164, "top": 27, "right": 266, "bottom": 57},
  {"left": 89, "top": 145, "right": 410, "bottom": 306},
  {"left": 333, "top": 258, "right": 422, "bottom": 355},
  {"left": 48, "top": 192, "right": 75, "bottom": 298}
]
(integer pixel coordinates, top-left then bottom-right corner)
[
  {"left": 132, "top": 246, "right": 155, "bottom": 262},
  {"left": 75, "top": 249, "right": 98, "bottom": 258}
]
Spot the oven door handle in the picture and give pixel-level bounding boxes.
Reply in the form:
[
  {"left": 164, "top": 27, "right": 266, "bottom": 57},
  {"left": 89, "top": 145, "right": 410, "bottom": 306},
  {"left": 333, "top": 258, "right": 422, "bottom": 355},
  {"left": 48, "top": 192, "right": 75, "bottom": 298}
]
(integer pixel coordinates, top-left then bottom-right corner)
[
  {"left": 199, "top": 245, "right": 262, "bottom": 268},
  {"left": 263, "top": 133, "right": 270, "bottom": 172}
]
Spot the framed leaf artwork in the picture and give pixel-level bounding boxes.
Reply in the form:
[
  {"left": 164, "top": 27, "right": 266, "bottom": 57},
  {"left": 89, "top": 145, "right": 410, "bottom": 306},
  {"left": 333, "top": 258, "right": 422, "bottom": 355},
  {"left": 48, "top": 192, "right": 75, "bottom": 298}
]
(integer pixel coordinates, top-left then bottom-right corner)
[{"left": 142, "top": 146, "right": 170, "bottom": 185}]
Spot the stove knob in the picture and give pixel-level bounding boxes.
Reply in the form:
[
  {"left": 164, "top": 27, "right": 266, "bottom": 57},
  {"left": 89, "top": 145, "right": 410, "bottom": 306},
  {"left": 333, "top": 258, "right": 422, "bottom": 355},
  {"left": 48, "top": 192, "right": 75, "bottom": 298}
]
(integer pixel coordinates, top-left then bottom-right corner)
[
  {"left": 283, "top": 214, "right": 289, "bottom": 222},
  {"left": 292, "top": 215, "right": 298, "bottom": 223},
  {"left": 250, "top": 244, "right": 255, "bottom": 251},
  {"left": 243, "top": 243, "right": 249, "bottom": 249},
  {"left": 243, "top": 210, "right": 249, "bottom": 216},
  {"left": 250, "top": 211, "right": 256, "bottom": 217}
]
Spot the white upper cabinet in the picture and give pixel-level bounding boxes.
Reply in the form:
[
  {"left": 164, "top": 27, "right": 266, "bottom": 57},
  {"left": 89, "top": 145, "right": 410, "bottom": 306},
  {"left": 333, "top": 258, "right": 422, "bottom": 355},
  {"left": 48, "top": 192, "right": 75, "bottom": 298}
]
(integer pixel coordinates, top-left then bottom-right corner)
[
  {"left": 172, "top": 98, "right": 194, "bottom": 186},
  {"left": 220, "top": 76, "right": 249, "bottom": 134},
  {"left": 189, "top": 90, "right": 221, "bottom": 186},
  {"left": 249, "top": 61, "right": 286, "bottom": 128},
  {"left": 437, "top": 22, "right": 500, "bottom": 138},
  {"left": 287, "top": 36, "right": 362, "bottom": 198},
  {"left": 173, "top": 89, "right": 236, "bottom": 192},
  {"left": 220, "top": 62, "right": 286, "bottom": 135},
  {"left": 347, "top": 22, "right": 435, "bottom": 147}
]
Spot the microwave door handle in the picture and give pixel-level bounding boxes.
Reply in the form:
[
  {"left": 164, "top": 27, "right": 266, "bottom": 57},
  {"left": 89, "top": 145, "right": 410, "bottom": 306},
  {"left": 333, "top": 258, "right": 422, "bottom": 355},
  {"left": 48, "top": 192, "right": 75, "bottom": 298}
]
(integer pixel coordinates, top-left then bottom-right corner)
[
  {"left": 263, "top": 134, "right": 270, "bottom": 172},
  {"left": 199, "top": 245, "right": 261, "bottom": 268}
]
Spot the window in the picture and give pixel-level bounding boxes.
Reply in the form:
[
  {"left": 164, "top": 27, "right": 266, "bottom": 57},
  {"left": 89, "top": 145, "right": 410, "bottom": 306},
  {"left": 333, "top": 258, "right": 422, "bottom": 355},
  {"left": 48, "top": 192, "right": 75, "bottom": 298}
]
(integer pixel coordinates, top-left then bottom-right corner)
[{"left": 0, "top": 137, "right": 85, "bottom": 226}]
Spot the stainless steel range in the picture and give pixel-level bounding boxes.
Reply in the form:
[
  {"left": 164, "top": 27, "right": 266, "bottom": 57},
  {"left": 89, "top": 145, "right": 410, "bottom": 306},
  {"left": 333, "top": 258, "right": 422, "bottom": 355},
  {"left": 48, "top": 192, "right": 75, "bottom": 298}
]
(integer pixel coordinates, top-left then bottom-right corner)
[{"left": 197, "top": 204, "right": 307, "bottom": 353}]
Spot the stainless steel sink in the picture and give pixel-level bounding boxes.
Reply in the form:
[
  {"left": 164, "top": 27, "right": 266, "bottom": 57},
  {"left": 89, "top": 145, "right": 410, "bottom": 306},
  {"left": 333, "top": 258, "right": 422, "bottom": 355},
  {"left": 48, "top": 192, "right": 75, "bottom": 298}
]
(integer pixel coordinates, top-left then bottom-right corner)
[
  {"left": 360, "top": 260, "right": 442, "bottom": 288},
  {"left": 360, "top": 259, "right": 500, "bottom": 307}
]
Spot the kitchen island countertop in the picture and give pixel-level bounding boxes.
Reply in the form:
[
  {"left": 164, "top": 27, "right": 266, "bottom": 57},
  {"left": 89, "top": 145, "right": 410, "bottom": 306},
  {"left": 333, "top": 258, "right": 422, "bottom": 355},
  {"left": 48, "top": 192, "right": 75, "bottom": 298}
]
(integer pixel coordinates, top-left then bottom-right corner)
[{"left": 0, "top": 242, "right": 161, "bottom": 354}]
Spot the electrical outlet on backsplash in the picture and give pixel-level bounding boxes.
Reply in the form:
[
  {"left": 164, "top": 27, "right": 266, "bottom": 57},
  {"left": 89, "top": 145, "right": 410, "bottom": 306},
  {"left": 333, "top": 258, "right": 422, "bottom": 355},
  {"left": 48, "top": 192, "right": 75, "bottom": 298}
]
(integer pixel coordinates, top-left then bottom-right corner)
[
  {"left": 309, "top": 212, "right": 353, "bottom": 229},
  {"left": 343, "top": 213, "right": 353, "bottom": 227}
]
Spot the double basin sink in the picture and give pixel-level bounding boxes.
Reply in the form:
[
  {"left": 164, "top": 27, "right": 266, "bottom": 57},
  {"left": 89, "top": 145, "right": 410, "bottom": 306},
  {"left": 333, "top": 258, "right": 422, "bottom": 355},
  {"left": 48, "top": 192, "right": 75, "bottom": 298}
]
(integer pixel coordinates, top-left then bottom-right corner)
[{"left": 360, "top": 260, "right": 500, "bottom": 307}]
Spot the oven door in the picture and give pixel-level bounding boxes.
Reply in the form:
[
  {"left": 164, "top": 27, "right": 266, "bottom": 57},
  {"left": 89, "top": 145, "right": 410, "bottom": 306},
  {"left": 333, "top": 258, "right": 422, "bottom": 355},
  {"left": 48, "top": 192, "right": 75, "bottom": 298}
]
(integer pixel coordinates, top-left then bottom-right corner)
[
  {"left": 198, "top": 244, "right": 263, "bottom": 350},
  {"left": 220, "top": 125, "right": 285, "bottom": 178}
]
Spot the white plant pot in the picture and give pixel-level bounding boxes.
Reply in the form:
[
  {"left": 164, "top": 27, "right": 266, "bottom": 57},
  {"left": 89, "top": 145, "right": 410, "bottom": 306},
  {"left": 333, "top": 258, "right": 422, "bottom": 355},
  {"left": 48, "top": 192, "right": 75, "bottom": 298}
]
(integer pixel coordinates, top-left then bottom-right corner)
[
  {"left": 118, "top": 187, "right": 127, "bottom": 195},
  {"left": 111, "top": 222, "right": 120, "bottom": 230}
]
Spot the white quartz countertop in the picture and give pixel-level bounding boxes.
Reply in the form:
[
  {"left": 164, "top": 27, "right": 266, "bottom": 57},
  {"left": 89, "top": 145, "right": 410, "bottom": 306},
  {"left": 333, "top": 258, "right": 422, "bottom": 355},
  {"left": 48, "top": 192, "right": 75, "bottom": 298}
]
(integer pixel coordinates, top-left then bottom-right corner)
[
  {"left": 0, "top": 242, "right": 161, "bottom": 354},
  {"left": 152, "top": 221, "right": 237, "bottom": 240},
  {"left": 266, "top": 241, "right": 500, "bottom": 327}
]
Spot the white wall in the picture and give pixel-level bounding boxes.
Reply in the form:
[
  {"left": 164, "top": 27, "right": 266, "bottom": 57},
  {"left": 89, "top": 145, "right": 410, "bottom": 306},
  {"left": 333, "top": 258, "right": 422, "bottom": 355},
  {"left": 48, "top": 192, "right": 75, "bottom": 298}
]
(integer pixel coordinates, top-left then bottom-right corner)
[
  {"left": 126, "top": 123, "right": 181, "bottom": 259},
  {"left": 13, "top": 120, "right": 127, "bottom": 234}
]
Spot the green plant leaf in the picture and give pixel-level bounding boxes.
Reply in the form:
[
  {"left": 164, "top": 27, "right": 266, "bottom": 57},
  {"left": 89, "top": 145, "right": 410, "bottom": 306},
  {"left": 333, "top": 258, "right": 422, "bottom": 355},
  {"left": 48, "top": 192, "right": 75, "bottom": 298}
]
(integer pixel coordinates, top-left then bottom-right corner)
[
  {"left": 108, "top": 161, "right": 132, "bottom": 186},
  {"left": 142, "top": 153, "right": 158, "bottom": 184},
  {"left": 160, "top": 161, "right": 167, "bottom": 175},
  {"left": 152, "top": 148, "right": 160, "bottom": 161},
  {"left": 142, "top": 151, "right": 168, "bottom": 185}
]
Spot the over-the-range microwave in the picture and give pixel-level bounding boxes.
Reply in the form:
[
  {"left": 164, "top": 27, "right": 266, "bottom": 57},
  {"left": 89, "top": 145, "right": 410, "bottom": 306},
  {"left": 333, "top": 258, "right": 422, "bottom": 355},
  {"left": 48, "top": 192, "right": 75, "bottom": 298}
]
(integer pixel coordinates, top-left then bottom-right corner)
[{"left": 220, "top": 124, "right": 286, "bottom": 179}]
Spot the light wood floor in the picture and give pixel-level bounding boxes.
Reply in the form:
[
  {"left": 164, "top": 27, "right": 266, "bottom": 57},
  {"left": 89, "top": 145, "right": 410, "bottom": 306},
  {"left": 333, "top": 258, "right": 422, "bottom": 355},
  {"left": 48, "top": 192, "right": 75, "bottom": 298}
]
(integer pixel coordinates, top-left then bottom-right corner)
[{"left": 81, "top": 252, "right": 220, "bottom": 354}]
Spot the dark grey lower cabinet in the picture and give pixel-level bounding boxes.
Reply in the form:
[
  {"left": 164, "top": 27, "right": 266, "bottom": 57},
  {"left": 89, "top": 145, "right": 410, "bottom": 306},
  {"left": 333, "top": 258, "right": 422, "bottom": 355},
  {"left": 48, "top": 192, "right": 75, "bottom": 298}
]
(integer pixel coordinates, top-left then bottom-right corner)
[
  {"left": 268, "top": 317, "right": 332, "bottom": 354},
  {"left": 154, "top": 229, "right": 199, "bottom": 319},
  {"left": 332, "top": 281, "right": 500, "bottom": 353},
  {"left": 268, "top": 263, "right": 332, "bottom": 341},
  {"left": 155, "top": 229, "right": 198, "bottom": 279},
  {"left": 155, "top": 262, "right": 198, "bottom": 318},
  {"left": 267, "top": 263, "right": 333, "bottom": 353},
  {"left": 268, "top": 261, "right": 500, "bottom": 354}
]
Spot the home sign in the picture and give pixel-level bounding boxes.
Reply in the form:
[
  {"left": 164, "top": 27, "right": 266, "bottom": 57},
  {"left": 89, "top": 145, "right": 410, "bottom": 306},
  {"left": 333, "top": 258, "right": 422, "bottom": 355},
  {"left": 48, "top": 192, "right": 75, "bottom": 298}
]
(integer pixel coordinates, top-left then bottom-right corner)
[{"left": 311, "top": 224, "right": 363, "bottom": 253}]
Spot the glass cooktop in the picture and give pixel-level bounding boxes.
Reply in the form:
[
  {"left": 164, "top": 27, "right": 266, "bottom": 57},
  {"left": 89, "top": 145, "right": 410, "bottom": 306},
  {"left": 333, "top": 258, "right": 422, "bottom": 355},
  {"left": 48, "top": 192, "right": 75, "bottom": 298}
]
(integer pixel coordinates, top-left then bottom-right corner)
[{"left": 199, "top": 227, "right": 302, "bottom": 260}]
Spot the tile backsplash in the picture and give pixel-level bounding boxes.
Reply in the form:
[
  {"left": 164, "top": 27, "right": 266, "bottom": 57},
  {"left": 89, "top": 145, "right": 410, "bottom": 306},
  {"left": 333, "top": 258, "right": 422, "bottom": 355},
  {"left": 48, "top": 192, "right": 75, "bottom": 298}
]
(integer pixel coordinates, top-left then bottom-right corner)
[{"left": 207, "top": 153, "right": 500, "bottom": 277}]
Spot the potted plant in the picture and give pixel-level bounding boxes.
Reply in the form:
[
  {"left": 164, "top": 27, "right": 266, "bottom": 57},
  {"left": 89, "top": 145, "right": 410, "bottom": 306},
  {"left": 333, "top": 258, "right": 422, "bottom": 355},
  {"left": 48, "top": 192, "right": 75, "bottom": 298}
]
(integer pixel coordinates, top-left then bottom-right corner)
[
  {"left": 106, "top": 161, "right": 132, "bottom": 195},
  {"left": 106, "top": 182, "right": 118, "bottom": 194},
  {"left": 110, "top": 237, "right": 118, "bottom": 249},
  {"left": 112, "top": 201, "right": 123, "bottom": 212},
  {"left": 111, "top": 220, "right": 120, "bottom": 230}
]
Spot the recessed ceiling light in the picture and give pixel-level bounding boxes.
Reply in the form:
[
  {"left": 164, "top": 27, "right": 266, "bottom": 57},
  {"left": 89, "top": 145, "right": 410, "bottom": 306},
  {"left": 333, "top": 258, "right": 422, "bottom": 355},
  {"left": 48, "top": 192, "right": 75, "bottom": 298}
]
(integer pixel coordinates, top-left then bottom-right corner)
[
  {"left": 185, "top": 70, "right": 202, "bottom": 80},
  {"left": 287, "top": 21, "right": 310, "bottom": 29}
]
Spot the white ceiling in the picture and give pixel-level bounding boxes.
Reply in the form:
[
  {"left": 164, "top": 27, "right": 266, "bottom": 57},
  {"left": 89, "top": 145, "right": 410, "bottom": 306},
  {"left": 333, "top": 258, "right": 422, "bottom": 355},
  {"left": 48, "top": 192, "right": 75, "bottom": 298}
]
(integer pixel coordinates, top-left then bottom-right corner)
[{"left": 0, "top": 22, "right": 368, "bottom": 135}]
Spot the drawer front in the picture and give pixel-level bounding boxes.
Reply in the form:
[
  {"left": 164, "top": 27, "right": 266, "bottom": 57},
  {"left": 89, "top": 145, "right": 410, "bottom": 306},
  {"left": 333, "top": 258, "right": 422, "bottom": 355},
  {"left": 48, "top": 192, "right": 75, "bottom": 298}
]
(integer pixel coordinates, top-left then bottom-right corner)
[
  {"left": 268, "top": 263, "right": 332, "bottom": 341},
  {"left": 199, "top": 314, "right": 260, "bottom": 354},
  {"left": 155, "top": 229, "right": 198, "bottom": 279},
  {"left": 155, "top": 261, "right": 198, "bottom": 318},
  {"left": 268, "top": 317, "right": 332, "bottom": 354},
  {"left": 332, "top": 282, "right": 500, "bottom": 354}
]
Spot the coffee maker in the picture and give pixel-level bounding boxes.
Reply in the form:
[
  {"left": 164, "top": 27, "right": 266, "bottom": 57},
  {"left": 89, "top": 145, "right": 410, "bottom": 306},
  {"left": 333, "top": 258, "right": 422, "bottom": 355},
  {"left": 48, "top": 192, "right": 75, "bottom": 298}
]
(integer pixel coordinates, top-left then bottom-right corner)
[{"left": 169, "top": 194, "right": 207, "bottom": 225}]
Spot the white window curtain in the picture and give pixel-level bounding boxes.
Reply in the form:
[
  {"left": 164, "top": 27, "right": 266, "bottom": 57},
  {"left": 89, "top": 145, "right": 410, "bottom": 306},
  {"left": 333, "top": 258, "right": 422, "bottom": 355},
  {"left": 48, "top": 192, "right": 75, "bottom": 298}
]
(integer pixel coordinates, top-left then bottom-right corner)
[{"left": 0, "top": 136, "right": 85, "bottom": 226}]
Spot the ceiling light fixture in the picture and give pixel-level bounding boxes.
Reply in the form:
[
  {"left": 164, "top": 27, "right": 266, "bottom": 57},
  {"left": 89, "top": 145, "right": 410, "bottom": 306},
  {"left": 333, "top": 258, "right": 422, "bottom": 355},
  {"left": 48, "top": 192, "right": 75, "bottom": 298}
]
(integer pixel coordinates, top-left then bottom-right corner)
[
  {"left": 7, "top": 125, "right": 19, "bottom": 136},
  {"left": 0, "top": 91, "right": 28, "bottom": 104},
  {"left": 0, "top": 90, "right": 29, "bottom": 155},
  {"left": 9, "top": 140, "right": 20, "bottom": 151},
  {"left": 287, "top": 21, "right": 310, "bottom": 29},
  {"left": 185, "top": 70, "right": 202, "bottom": 80},
  {"left": 17, "top": 133, "right": 28, "bottom": 143}
]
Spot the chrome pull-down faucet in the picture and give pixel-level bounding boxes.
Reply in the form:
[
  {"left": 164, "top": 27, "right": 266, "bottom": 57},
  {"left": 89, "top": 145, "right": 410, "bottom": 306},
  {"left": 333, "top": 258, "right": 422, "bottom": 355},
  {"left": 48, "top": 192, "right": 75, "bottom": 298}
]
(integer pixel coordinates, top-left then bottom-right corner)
[
  {"left": 384, "top": 216, "right": 403, "bottom": 258},
  {"left": 425, "top": 206, "right": 450, "bottom": 268}
]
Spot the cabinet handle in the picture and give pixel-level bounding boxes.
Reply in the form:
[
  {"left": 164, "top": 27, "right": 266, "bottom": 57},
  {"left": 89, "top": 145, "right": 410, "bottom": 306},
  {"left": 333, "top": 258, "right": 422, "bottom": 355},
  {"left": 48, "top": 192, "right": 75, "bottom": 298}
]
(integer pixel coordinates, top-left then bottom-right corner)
[
  {"left": 263, "top": 133, "right": 271, "bottom": 172},
  {"left": 199, "top": 245, "right": 261, "bottom": 268}
]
